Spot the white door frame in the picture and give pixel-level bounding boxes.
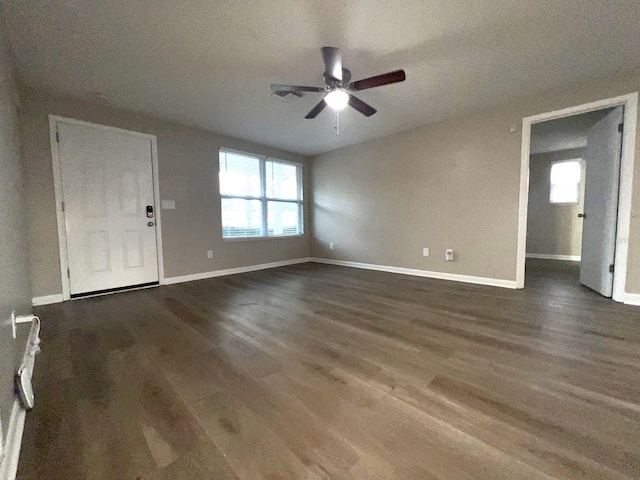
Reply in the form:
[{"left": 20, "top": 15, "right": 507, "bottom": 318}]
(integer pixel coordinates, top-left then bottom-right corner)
[
  {"left": 49, "top": 115, "right": 165, "bottom": 301},
  {"left": 516, "top": 92, "right": 638, "bottom": 302}
]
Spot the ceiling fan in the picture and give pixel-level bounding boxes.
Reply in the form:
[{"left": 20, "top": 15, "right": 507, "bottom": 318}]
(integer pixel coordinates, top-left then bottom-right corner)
[{"left": 270, "top": 47, "right": 406, "bottom": 120}]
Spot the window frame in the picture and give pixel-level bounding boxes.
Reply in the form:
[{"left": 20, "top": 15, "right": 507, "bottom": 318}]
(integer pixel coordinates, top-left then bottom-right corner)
[
  {"left": 219, "top": 147, "right": 304, "bottom": 241},
  {"left": 549, "top": 158, "right": 582, "bottom": 205}
]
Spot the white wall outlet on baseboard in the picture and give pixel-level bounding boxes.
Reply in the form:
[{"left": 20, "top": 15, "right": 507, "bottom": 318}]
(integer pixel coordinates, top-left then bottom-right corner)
[
  {"left": 423, "top": 247, "right": 430, "bottom": 257},
  {"left": 445, "top": 249, "right": 454, "bottom": 261},
  {"left": 207, "top": 250, "right": 213, "bottom": 259},
  {"left": 329, "top": 243, "right": 334, "bottom": 250},
  {"left": 161, "top": 200, "right": 176, "bottom": 209}
]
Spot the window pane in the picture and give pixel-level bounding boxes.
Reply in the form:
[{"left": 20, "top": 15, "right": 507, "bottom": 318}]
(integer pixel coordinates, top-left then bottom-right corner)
[
  {"left": 219, "top": 151, "right": 261, "bottom": 197},
  {"left": 550, "top": 160, "right": 581, "bottom": 204},
  {"left": 266, "top": 160, "right": 299, "bottom": 200},
  {"left": 221, "top": 198, "right": 263, "bottom": 238},
  {"left": 268, "top": 201, "right": 302, "bottom": 236}
]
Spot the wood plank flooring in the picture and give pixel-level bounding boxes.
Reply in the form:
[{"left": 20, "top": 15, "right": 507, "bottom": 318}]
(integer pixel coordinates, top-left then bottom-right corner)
[{"left": 18, "top": 260, "right": 640, "bottom": 479}]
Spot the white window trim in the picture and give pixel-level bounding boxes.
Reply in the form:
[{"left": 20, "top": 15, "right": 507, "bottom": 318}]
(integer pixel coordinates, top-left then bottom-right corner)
[
  {"left": 549, "top": 158, "right": 582, "bottom": 205},
  {"left": 219, "top": 148, "right": 304, "bottom": 241}
]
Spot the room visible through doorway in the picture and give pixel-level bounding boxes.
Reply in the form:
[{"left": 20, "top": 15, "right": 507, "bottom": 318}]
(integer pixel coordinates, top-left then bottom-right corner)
[{"left": 517, "top": 93, "right": 638, "bottom": 303}]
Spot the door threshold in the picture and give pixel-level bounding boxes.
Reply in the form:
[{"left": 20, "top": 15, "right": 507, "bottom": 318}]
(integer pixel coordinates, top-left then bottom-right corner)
[{"left": 70, "top": 282, "right": 159, "bottom": 299}]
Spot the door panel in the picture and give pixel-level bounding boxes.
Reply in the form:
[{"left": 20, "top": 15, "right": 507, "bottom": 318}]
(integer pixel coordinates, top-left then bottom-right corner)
[
  {"left": 58, "top": 122, "right": 158, "bottom": 295},
  {"left": 87, "top": 230, "right": 111, "bottom": 273},
  {"left": 579, "top": 107, "right": 624, "bottom": 297},
  {"left": 123, "top": 230, "right": 145, "bottom": 269}
]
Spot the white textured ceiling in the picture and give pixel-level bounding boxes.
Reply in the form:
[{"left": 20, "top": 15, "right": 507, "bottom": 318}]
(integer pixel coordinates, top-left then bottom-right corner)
[
  {"left": 530, "top": 108, "right": 613, "bottom": 155},
  {"left": 4, "top": 1, "right": 640, "bottom": 155}
]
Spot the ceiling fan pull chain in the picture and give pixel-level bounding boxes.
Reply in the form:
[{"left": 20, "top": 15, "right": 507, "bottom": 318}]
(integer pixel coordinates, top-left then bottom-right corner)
[{"left": 335, "top": 109, "right": 340, "bottom": 136}]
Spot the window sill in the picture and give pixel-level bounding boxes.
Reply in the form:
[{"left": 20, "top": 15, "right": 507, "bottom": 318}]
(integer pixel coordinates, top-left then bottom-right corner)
[{"left": 222, "top": 234, "right": 305, "bottom": 243}]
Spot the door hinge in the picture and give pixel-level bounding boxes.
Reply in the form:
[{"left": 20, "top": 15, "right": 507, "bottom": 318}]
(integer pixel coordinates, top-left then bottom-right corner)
[
  {"left": 56, "top": 129, "right": 60, "bottom": 142},
  {"left": 61, "top": 201, "right": 65, "bottom": 212},
  {"left": 618, "top": 123, "right": 624, "bottom": 133},
  {"left": 67, "top": 268, "right": 70, "bottom": 278},
  {"left": 609, "top": 264, "right": 615, "bottom": 274}
]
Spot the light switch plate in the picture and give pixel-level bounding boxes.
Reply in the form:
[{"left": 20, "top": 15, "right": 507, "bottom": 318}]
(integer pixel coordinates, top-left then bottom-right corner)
[
  {"left": 423, "top": 248, "right": 429, "bottom": 257},
  {"left": 161, "top": 200, "right": 175, "bottom": 209}
]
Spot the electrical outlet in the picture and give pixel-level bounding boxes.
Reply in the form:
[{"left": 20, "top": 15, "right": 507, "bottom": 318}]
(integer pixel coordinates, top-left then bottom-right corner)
[
  {"left": 207, "top": 250, "right": 213, "bottom": 259},
  {"left": 445, "top": 249, "right": 454, "bottom": 261},
  {"left": 423, "top": 247, "right": 429, "bottom": 257},
  {"left": 329, "top": 243, "right": 334, "bottom": 250}
]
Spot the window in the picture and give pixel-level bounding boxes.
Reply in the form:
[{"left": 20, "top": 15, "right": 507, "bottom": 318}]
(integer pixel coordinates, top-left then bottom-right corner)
[
  {"left": 549, "top": 160, "right": 581, "bottom": 204},
  {"left": 219, "top": 149, "right": 303, "bottom": 239}
]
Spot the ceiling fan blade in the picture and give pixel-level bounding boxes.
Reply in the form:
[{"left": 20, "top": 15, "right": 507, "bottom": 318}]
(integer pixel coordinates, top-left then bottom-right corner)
[
  {"left": 305, "top": 100, "right": 327, "bottom": 119},
  {"left": 348, "top": 95, "right": 377, "bottom": 117},
  {"left": 349, "top": 69, "right": 406, "bottom": 91},
  {"left": 271, "top": 84, "right": 324, "bottom": 93},
  {"left": 322, "top": 47, "right": 342, "bottom": 82}
]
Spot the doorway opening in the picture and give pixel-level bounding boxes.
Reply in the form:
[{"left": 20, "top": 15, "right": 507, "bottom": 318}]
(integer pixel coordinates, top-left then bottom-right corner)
[{"left": 517, "top": 93, "right": 638, "bottom": 303}]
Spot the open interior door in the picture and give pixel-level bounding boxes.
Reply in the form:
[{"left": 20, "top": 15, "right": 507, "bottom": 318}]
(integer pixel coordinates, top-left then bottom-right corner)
[{"left": 579, "top": 106, "right": 624, "bottom": 297}]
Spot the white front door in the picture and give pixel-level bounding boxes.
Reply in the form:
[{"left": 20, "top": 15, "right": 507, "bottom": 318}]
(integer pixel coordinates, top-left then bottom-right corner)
[
  {"left": 579, "top": 106, "right": 624, "bottom": 297},
  {"left": 57, "top": 121, "right": 159, "bottom": 296}
]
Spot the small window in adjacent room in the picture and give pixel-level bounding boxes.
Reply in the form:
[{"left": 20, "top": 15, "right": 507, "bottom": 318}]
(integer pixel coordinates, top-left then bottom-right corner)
[
  {"left": 219, "top": 149, "right": 303, "bottom": 239},
  {"left": 549, "top": 159, "right": 581, "bottom": 204}
]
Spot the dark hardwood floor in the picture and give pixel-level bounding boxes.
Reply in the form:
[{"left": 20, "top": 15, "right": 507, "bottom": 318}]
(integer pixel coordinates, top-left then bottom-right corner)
[{"left": 18, "top": 260, "right": 640, "bottom": 479}]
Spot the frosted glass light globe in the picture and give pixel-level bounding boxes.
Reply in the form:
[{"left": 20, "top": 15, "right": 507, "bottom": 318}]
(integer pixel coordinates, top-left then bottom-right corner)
[{"left": 324, "top": 89, "right": 349, "bottom": 110}]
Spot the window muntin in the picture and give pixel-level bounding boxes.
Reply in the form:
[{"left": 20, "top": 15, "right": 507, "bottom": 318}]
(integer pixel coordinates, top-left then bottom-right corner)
[
  {"left": 219, "top": 149, "right": 303, "bottom": 239},
  {"left": 550, "top": 160, "right": 581, "bottom": 204}
]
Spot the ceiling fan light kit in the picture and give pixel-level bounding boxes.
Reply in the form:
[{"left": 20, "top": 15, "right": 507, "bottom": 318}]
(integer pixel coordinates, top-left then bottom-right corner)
[
  {"left": 324, "top": 89, "right": 349, "bottom": 110},
  {"left": 270, "top": 46, "right": 406, "bottom": 133}
]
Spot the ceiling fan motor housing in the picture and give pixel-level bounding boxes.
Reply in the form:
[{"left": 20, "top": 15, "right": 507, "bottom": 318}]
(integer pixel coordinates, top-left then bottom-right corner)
[{"left": 324, "top": 68, "right": 351, "bottom": 87}]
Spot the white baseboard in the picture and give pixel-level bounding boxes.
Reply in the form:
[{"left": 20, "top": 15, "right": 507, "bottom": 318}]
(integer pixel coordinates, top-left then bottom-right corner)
[
  {"left": 526, "top": 253, "right": 581, "bottom": 261},
  {"left": 31, "top": 259, "right": 314, "bottom": 301},
  {"left": 310, "top": 258, "right": 517, "bottom": 289},
  {"left": 32, "top": 294, "right": 64, "bottom": 306},
  {"left": 624, "top": 293, "right": 640, "bottom": 306},
  {"left": 164, "top": 257, "right": 312, "bottom": 285}
]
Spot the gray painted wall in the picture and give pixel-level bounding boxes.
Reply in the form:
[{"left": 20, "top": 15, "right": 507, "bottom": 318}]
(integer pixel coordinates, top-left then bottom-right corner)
[
  {"left": 0, "top": 22, "right": 32, "bottom": 449},
  {"left": 18, "top": 87, "right": 312, "bottom": 299},
  {"left": 527, "top": 149, "right": 586, "bottom": 257},
  {"left": 311, "top": 69, "right": 640, "bottom": 293}
]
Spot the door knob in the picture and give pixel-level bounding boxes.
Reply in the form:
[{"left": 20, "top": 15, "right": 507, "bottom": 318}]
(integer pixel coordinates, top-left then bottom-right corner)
[
  {"left": 578, "top": 213, "right": 586, "bottom": 218},
  {"left": 147, "top": 222, "right": 155, "bottom": 227}
]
